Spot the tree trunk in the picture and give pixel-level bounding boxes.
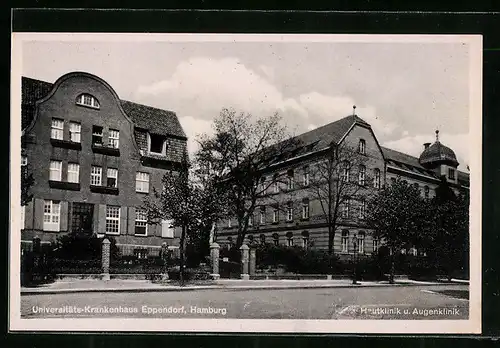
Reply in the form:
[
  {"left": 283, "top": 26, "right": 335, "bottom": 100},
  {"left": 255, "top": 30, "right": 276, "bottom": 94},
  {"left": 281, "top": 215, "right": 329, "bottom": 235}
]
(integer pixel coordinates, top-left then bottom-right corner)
[
  {"left": 328, "top": 224, "right": 335, "bottom": 255},
  {"left": 389, "top": 246, "right": 395, "bottom": 284},
  {"left": 179, "top": 224, "right": 186, "bottom": 286}
]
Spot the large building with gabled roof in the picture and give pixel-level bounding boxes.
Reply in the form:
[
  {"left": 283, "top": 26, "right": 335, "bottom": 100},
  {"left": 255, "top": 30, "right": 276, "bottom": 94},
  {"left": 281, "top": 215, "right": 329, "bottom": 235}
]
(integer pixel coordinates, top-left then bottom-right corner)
[{"left": 20, "top": 72, "right": 186, "bottom": 257}]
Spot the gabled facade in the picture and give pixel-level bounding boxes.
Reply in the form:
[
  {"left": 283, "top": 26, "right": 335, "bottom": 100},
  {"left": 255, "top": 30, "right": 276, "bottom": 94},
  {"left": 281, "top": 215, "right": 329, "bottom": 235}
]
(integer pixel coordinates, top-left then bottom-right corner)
[
  {"left": 218, "top": 114, "right": 469, "bottom": 258},
  {"left": 20, "top": 72, "right": 187, "bottom": 257}
]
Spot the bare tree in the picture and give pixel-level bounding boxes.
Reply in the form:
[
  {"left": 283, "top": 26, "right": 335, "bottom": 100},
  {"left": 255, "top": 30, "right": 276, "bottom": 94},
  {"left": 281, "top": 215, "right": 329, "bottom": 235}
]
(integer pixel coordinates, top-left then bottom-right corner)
[
  {"left": 306, "top": 141, "right": 376, "bottom": 254},
  {"left": 196, "top": 108, "right": 299, "bottom": 248}
]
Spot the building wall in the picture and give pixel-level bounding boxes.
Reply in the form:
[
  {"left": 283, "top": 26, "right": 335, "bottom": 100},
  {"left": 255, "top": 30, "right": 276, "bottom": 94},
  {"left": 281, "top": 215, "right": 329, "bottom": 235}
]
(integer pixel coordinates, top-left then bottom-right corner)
[{"left": 21, "top": 73, "right": 184, "bottom": 255}]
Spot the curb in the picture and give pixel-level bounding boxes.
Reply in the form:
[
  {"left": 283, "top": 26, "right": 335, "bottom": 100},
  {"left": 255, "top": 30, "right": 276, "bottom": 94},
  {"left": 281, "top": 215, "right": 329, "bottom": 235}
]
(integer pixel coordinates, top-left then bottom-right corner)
[{"left": 21, "top": 281, "right": 467, "bottom": 295}]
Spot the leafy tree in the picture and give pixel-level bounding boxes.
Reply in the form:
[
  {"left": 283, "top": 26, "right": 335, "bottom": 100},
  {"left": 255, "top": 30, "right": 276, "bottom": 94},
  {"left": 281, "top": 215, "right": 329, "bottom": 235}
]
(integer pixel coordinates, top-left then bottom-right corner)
[
  {"left": 21, "top": 163, "right": 34, "bottom": 206},
  {"left": 366, "top": 178, "right": 425, "bottom": 283},
  {"left": 306, "top": 142, "right": 376, "bottom": 254},
  {"left": 196, "top": 108, "right": 298, "bottom": 248}
]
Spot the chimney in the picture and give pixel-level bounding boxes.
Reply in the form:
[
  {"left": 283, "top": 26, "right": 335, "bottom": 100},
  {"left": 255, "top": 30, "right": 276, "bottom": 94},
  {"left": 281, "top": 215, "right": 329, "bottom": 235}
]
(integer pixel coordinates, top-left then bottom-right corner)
[{"left": 423, "top": 142, "right": 431, "bottom": 149}]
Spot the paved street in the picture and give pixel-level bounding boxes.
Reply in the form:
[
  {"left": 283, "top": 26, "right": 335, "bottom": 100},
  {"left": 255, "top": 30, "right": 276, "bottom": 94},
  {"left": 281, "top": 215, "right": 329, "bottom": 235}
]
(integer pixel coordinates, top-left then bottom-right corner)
[{"left": 21, "top": 284, "right": 468, "bottom": 320}]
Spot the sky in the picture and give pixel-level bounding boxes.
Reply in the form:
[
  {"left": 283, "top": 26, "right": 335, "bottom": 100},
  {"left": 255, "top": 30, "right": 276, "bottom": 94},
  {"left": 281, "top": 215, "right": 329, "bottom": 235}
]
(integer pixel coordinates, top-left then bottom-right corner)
[{"left": 20, "top": 35, "right": 473, "bottom": 170}]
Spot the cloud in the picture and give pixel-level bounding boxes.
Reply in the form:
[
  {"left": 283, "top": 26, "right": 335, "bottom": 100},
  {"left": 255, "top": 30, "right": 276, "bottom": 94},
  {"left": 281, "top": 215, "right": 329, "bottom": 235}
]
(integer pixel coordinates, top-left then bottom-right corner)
[
  {"left": 178, "top": 116, "right": 213, "bottom": 154},
  {"left": 382, "top": 132, "right": 469, "bottom": 171}
]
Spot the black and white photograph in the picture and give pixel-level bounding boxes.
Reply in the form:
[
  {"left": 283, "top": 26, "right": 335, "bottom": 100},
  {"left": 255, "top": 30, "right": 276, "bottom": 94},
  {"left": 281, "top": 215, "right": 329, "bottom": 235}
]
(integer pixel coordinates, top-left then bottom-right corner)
[{"left": 10, "top": 33, "right": 482, "bottom": 333}]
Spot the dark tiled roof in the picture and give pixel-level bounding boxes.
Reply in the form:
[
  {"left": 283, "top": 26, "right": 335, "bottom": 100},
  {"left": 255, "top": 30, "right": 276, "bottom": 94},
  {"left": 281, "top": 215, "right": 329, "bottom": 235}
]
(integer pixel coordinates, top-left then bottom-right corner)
[
  {"left": 457, "top": 170, "right": 470, "bottom": 186},
  {"left": 381, "top": 146, "right": 425, "bottom": 169},
  {"left": 21, "top": 76, "right": 186, "bottom": 138}
]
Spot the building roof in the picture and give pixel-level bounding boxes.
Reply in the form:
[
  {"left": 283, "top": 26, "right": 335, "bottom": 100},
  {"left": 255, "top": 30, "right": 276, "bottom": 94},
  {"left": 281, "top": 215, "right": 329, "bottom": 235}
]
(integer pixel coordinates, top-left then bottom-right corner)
[
  {"left": 21, "top": 76, "right": 186, "bottom": 139},
  {"left": 419, "top": 139, "right": 459, "bottom": 167}
]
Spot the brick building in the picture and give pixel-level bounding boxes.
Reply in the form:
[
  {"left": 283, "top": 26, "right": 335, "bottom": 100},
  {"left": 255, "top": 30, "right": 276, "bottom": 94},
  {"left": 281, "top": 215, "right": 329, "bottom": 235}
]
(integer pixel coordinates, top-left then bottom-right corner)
[
  {"left": 20, "top": 72, "right": 187, "bottom": 258},
  {"left": 218, "top": 114, "right": 469, "bottom": 258}
]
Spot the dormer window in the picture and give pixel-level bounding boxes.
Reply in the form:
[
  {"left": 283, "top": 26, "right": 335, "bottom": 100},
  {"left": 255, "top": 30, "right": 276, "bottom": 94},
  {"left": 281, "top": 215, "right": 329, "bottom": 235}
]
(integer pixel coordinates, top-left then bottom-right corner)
[
  {"left": 76, "top": 94, "right": 100, "bottom": 109},
  {"left": 148, "top": 133, "right": 166, "bottom": 155}
]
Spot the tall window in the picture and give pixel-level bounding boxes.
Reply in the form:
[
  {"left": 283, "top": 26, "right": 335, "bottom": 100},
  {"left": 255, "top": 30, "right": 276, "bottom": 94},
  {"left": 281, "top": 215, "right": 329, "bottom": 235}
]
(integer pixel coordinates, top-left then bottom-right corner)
[
  {"left": 287, "top": 170, "right": 294, "bottom": 190},
  {"left": 303, "top": 166, "right": 310, "bottom": 186},
  {"left": 161, "top": 219, "right": 174, "bottom": 238},
  {"left": 358, "top": 232, "right": 365, "bottom": 254},
  {"left": 107, "top": 168, "right": 118, "bottom": 188},
  {"left": 259, "top": 177, "right": 266, "bottom": 194},
  {"left": 272, "top": 206, "right": 279, "bottom": 223},
  {"left": 286, "top": 232, "right": 294, "bottom": 246},
  {"left": 359, "top": 199, "right": 366, "bottom": 220},
  {"left": 91, "top": 166, "right": 102, "bottom": 186},
  {"left": 341, "top": 230, "right": 349, "bottom": 253},
  {"left": 149, "top": 133, "right": 166, "bottom": 155},
  {"left": 358, "top": 165, "right": 366, "bottom": 186},
  {"left": 259, "top": 234, "right": 266, "bottom": 245},
  {"left": 286, "top": 202, "right": 293, "bottom": 221},
  {"left": 76, "top": 93, "right": 100, "bottom": 108},
  {"left": 302, "top": 199, "right": 310, "bottom": 219},
  {"left": 135, "top": 209, "right": 147, "bottom": 236},
  {"left": 272, "top": 233, "right": 279, "bottom": 246},
  {"left": 227, "top": 218, "right": 232, "bottom": 228},
  {"left": 301, "top": 231, "right": 309, "bottom": 249},
  {"left": 273, "top": 174, "right": 279, "bottom": 193},
  {"left": 424, "top": 185, "right": 430, "bottom": 198},
  {"left": 341, "top": 197, "right": 350, "bottom": 218},
  {"left": 448, "top": 168, "right": 456, "bottom": 180},
  {"left": 49, "top": 160, "right": 62, "bottom": 181},
  {"left": 248, "top": 214, "right": 254, "bottom": 227},
  {"left": 109, "top": 129, "right": 120, "bottom": 149},
  {"left": 260, "top": 206, "right": 266, "bottom": 224},
  {"left": 373, "top": 238, "right": 379, "bottom": 253},
  {"left": 92, "top": 126, "right": 103, "bottom": 146},
  {"left": 358, "top": 139, "right": 366, "bottom": 154},
  {"left": 67, "top": 163, "right": 80, "bottom": 183},
  {"left": 105, "top": 206, "right": 120, "bottom": 235},
  {"left": 43, "top": 200, "right": 60, "bottom": 231},
  {"left": 341, "top": 162, "right": 350, "bottom": 182},
  {"left": 69, "top": 122, "right": 81, "bottom": 143},
  {"left": 51, "top": 119, "right": 64, "bottom": 140},
  {"left": 136, "top": 172, "right": 150, "bottom": 193},
  {"left": 373, "top": 168, "right": 381, "bottom": 189}
]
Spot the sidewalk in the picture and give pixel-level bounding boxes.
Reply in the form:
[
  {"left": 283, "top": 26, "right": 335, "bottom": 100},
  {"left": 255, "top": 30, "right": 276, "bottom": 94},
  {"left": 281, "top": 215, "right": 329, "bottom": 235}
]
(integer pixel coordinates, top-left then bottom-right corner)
[{"left": 21, "top": 278, "right": 468, "bottom": 295}]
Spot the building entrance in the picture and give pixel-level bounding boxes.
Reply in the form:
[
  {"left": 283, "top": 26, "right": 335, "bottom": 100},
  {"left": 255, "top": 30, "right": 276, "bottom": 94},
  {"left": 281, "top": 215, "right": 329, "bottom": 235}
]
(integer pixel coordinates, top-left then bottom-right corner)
[{"left": 71, "top": 203, "right": 94, "bottom": 235}]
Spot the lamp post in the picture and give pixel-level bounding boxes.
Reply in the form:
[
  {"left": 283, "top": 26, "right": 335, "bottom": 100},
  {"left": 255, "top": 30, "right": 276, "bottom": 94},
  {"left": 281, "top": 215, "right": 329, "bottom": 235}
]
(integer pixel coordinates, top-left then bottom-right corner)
[{"left": 352, "top": 233, "right": 358, "bottom": 285}]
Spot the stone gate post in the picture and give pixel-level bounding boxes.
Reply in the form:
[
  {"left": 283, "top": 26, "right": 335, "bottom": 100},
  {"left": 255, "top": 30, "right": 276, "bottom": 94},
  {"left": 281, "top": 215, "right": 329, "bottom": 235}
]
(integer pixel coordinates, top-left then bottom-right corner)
[
  {"left": 240, "top": 244, "right": 250, "bottom": 280},
  {"left": 210, "top": 243, "right": 220, "bottom": 280},
  {"left": 101, "top": 238, "right": 110, "bottom": 281},
  {"left": 249, "top": 245, "right": 256, "bottom": 277}
]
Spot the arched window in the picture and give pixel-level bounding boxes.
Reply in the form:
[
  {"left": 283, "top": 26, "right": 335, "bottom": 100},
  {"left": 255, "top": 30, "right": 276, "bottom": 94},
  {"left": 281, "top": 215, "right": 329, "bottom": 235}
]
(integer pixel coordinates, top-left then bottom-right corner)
[
  {"left": 358, "top": 139, "right": 366, "bottom": 154},
  {"left": 341, "top": 230, "right": 349, "bottom": 253},
  {"left": 358, "top": 165, "right": 366, "bottom": 186},
  {"left": 373, "top": 168, "right": 381, "bottom": 189},
  {"left": 286, "top": 232, "right": 294, "bottom": 247},
  {"left": 358, "top": 231, "right": 365, "bottom": 254},
  {"left": 76, "top": 93, "right": 100, "bottom": 109},
  {"left": 272, "top": 233, "right": 280, "bottom": 246},
  {"left": 301, "top": 231, "right": 310, "bottom": 249}
]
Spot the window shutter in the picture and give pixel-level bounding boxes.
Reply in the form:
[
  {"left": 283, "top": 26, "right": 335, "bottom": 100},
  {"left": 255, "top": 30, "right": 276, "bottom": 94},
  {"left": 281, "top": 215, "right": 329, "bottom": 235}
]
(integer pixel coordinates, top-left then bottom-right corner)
[
  {"left": 120, "top": 207, "right": 128, "bottom": 235},
  {"left": 98, "top": 204, "right": 106, "bottom": 234},
  {"left": 33, "top": 199, "right": 44, "bottom": 230},
  {"left": 60, "top": 201, "right": 69, "bottom": 231},
  {"left": 128, "top": 207, "right": 136, "bottom": 236},
  {"left": 24, "top": 200, "right": 33, "bottom": 230}
]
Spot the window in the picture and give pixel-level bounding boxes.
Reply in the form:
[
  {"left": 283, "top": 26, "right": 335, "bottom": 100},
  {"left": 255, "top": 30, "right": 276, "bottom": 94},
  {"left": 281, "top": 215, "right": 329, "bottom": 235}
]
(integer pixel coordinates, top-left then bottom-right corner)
[
  {"left": 105, "top": 206, "right": 120, "bottom": 235},
  {"left": 286, "top": 232, "right": 294, "bottom": 247},
  {"left": 43, "top": 200, "right": 60, "bottom": 231},
  {"left": 135, "top": 209, "right": 148, "bottom": 236},
  {"left": 51, "top": 119, "right": 64, "bottom": 140},
  {"left": 358, "top": 232, "right": 365, "bottom": 254},
  {"left": 373, "top": 238, "right": 379, "bottom": 253},
  {"left": 303, "top": 166, "right": 310, "bottom": 186},
  {"left": 359, "top": 199, "right": 366, "bottom": 220},
  {"left": 91, "top": 166, "right": 102, "bottom": 186},
  {"left": 358, "top": 165, "right": 366, "bottom": 186},
  {"left": 272, "top": 207, "right": 279, "bottom": 223},
  {"left": 272, "top": 233, "right": 279, "bottom": 246},
  {"left": 76, "top": 94, "right": 100, "bottom": 109},
  {"left": 228, "top": 218, "right": 232, "bottom": 228},
  {"left": 67, "top": 163, "right": 80, "bottom": 183},
  {"left": 69, "top": 122, "right": 81, "bottom": 143},
  {"left": 301, "top": 231, "right": 309, "bottom": 249},
  {"left": 424, "top": 185, "right": 430, "bottom": 198},
  {"left": 302, "top": 199, "right": 310, "bottom": 219},
  {"left": 286, "top": 202, "right": 293, "bottom": 221},
  {"left": 149, "top": 133, "right": 166, "bottom": 155},
  {"left": 342, "top": 198, "right": 350, "bottom": 218},
  {"left": 287, "top": 170, "right": 294, "bottom": 190},
  {"left": 248, "top": 214, "right": 254, "bottom": 227},
  {"left": 273, "top": 174, "right": 279, "bottom": 193},
  {"left": 359, "top": 139, "right": 366, "bottom": 154},
  {"left": 92, "top": 126, "right": 103, "bottom": 146},
  {"left": 109, "top": 129, "right": 120, "bottom": 149},
  {"left": 161, "top": 219, "right": 174, "bottom": 238},
  {"left": 448, "top": 168, "right": 456, "bottom": 180},
  {"left": 260, "top": 206, "right": 266, "bottom": 224},
  {"left": 21, "top": 156, "right": 27, "bottom": 166},
  {"left": 107, "top": 168, "right": 118, "bottom": 188},
  {"left": 373, "top": 168, "right": 381, "bottom": 189},
  {"left": 259, "top": 177, "right": 266, "bottom": 194},
  {"left": 259, "top": 234, "right": 266, "bottom": 245},
  {"left": 341, "top": 230, "right": 349, "bottom": 253},
  {"left": 49, "top": 160, "right": 62, "bottom": 181},
  {"left": 136, "top": 172, "right": 150, "bottom": 193},
  {"left": 341, "top": 162, "right": 350, "bottom": 182}
]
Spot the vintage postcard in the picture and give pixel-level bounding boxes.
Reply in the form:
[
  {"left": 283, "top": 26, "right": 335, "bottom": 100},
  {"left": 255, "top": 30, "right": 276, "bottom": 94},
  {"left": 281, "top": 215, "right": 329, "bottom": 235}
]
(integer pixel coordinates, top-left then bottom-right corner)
[{"left": 10, "top": 33, "right": 482, "bottom": 333}]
